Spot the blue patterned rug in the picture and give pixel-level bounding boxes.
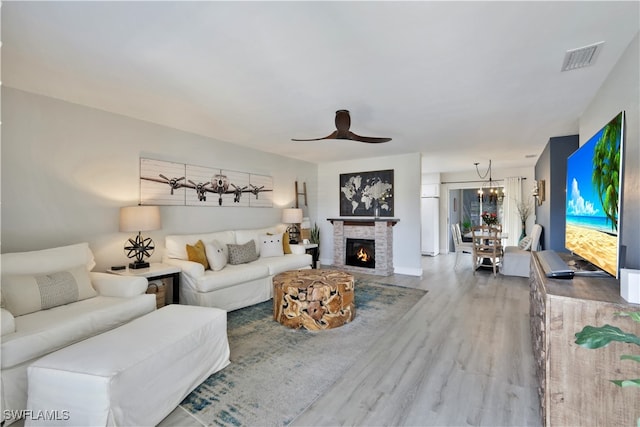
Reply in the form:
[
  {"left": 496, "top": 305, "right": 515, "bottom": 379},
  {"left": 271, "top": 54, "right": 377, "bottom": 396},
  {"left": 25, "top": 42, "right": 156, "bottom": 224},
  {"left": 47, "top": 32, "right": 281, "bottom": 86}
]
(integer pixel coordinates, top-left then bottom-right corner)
[{"left": 180, "top": 280, "right": 426, "bottom": 426}]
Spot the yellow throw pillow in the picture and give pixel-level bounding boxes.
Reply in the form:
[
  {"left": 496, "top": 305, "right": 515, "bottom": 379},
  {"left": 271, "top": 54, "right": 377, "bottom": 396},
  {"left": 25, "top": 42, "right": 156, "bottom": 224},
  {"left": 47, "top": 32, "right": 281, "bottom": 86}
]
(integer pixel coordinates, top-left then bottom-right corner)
[
  {"left": 283, "top": 231, "right": 292, "bottom": 254},
  {"left": 186, "top": 240, "right": 209, "bottom": 269}
]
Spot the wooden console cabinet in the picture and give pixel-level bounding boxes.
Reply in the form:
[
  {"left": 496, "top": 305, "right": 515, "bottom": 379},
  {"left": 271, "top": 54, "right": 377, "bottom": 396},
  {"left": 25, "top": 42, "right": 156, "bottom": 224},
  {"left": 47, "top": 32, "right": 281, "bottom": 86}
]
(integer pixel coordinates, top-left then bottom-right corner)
[{"left": 530, "top": 252, "right": 640, "bottom": 426}]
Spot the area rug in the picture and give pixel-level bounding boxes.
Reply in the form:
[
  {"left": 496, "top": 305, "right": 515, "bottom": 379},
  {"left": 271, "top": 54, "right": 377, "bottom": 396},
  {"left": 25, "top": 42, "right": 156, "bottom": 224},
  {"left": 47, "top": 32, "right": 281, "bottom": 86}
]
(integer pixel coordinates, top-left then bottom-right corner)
[{"left": 180, "top": 279, "right": 427, "bottom": 427}]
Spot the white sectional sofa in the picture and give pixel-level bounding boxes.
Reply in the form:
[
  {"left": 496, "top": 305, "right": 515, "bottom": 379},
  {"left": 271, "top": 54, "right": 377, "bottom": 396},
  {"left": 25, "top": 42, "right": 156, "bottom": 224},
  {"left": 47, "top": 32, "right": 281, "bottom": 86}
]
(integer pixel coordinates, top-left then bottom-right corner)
[
  {"left": 163, "top": 225, "right": 312, "bottom": 311},
  {"left": 0, "top": 243, "right": 156, "bottom": 425}
]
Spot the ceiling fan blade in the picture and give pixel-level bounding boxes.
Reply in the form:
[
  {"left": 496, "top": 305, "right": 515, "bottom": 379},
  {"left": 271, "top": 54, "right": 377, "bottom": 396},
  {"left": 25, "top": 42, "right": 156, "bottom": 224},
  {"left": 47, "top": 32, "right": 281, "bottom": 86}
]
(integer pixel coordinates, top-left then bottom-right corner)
[
  {"left": 348, "top": 132, "right": 392, "bottom": 143},
  {"left": 292, "top": 109, "right": 391, "bottom": 143},
  {"left": 292, "top": 130, "right": 338, "bottom": 141}
]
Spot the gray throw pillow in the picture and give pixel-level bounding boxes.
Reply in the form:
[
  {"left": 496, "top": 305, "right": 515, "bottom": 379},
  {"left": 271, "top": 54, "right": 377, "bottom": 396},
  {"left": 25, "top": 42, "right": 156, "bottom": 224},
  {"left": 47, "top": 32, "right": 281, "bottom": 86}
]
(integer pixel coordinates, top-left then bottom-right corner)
[
  {"left": 1, "top": 265, "right": 96, "bottom": 316},
  {"left": 227, "top": 240, "right": 259, "bottom": 265}
]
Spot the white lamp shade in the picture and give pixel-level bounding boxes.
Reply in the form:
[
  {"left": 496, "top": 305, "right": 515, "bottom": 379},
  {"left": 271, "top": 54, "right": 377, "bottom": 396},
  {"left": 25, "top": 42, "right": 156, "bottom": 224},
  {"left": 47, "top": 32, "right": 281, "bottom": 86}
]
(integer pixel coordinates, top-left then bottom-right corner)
[
  {"left": 282, "top": 208, "right": 303, "bottom": 224},
  {"left": 300, "top": 217, "right": 311, "bottom": 229},
  {"left": 119, "top": 206, "right": 161, "bottom": 232}
]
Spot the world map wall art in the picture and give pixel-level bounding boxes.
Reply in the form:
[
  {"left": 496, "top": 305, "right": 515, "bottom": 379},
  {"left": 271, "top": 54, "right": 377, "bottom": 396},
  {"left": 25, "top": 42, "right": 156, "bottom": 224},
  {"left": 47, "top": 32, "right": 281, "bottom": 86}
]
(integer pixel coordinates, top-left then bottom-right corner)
[
  {"left": 339, "top": 169, "right": 394, "bottom": 217},
  {"left": 139, "top": 158, "right": 273, "bottom": 207}
]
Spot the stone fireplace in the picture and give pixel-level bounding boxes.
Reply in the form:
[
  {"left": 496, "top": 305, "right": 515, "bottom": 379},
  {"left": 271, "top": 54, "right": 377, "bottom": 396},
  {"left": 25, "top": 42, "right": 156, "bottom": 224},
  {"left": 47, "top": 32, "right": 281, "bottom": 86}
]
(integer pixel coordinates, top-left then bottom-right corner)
[{"left": 328, "top": 218, "right": 399, "bottom": 276}]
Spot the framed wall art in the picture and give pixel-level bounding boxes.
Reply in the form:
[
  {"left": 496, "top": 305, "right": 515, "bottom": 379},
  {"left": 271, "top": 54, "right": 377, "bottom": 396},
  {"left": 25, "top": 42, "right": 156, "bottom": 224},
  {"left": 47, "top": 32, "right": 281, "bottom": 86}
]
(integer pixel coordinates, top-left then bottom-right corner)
[
  {"left": 339, "top": 169, "right": 394, "bottom": 217},
  {"left": 140, "top": 158, "right": 186, "bottom": 206},
  {"left": 248, "top": 173, "right": 274, "bottom": 208},
  {"left": 140, "top": 158, "right": 273, "bottom": 207}
]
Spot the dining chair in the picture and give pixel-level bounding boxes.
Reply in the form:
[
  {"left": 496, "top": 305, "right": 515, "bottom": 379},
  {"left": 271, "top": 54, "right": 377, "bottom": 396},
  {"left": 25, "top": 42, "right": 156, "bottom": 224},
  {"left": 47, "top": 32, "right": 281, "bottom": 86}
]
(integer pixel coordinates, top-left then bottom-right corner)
[
  {"left": 471, "top": 225, "right": 504, "bottom": 277},
  {"left": 451, "top": 223, "right": 474, "bottom": 270}
]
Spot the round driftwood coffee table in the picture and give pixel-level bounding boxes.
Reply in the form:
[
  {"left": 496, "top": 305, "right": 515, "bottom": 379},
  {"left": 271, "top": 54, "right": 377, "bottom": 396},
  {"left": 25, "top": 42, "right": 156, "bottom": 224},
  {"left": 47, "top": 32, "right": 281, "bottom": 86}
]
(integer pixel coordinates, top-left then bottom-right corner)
[{"left": 273, "top": 269, "right": 355, "bottom": 330}]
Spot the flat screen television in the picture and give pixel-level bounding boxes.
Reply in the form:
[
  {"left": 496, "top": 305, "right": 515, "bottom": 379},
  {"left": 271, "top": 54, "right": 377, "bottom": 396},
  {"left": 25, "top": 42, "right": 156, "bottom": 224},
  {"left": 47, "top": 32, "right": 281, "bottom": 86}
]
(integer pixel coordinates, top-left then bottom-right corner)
[{"left": 565, "top": 111, "right": 624, "bottom": 278}]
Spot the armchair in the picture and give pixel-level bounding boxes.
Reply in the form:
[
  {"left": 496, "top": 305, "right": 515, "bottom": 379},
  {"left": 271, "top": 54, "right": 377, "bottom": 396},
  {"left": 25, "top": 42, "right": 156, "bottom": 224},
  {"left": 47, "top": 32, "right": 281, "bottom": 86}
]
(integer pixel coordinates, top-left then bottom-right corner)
[{"left": 501, "top": 224, "right": 543, "bottom": 277}]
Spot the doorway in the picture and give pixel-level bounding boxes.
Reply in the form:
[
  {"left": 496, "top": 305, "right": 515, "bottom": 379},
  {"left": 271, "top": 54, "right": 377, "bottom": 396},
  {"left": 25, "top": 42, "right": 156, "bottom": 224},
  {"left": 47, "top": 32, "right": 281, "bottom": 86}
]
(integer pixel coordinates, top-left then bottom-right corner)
[{"left": 448, "top": 186, "right": 504, "bottom": 252}]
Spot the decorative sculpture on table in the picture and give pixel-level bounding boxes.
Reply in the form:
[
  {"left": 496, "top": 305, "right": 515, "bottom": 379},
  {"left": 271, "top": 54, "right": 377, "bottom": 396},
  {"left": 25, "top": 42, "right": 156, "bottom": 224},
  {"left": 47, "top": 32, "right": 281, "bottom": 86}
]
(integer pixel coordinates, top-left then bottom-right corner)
[{"left": 120, "top": 205, "right": 161, "bottom": 269}]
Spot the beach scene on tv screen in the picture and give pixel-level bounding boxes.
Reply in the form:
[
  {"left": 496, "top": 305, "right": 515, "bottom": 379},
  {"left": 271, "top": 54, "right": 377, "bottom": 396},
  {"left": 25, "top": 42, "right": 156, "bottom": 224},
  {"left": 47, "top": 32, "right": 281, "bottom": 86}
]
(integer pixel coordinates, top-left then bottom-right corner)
[{"left": 565, "top": 112, "right": 622, "bottom": 277}]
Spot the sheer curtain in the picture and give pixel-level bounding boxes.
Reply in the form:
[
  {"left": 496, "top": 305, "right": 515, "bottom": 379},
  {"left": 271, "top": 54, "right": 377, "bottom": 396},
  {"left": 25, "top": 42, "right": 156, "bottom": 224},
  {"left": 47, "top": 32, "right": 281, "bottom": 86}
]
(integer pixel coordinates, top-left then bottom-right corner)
[{"left": 503, "top": 177, "right": 522, "bottom": 247}]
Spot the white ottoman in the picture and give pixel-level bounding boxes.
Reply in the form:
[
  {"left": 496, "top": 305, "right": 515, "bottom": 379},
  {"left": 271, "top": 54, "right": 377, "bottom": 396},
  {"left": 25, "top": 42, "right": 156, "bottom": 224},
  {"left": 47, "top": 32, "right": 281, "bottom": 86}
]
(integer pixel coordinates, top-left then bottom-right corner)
[
  {"left": 26, "top": 305, "right": 230, "bottom": 426},
  {"left": 500, "top": 246, "right": 533, "bottom": 277}
]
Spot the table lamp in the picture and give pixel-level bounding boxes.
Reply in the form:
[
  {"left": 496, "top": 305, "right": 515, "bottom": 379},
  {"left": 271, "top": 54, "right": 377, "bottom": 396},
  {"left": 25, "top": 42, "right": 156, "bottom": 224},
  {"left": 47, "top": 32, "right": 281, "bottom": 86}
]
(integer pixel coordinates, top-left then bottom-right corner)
[
  {"left": 300, "top": 217, "right": 311, "bottom": 242},
  {"left": 282, "top": 208, "right": 303, "bottom": 244},
  {"left": 119, "top": 205, "right": 161, "bottom": 269}
]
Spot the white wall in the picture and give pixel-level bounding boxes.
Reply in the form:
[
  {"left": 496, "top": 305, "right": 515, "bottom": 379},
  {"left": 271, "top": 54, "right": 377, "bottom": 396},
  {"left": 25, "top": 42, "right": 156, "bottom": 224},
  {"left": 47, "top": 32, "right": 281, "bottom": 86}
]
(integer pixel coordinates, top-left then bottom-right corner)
[
  {"left": 2, "top": 88, "right": 318, "bottom": 271},
  {"left": 580, "top": 32, "right": 639, "bottom": 270},
  {"left": 317, "top": 153, "right": 423, "bottom": 276}
]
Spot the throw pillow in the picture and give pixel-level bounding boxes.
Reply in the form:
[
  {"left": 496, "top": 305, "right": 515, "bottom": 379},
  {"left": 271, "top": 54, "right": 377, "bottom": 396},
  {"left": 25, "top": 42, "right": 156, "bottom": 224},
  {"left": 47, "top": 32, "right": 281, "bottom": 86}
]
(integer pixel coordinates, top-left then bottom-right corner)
[
  {"left": 259, "top": 234, "right": 285, "bottom": 258},
  {"left": 519, "top": 236, "right": 533, "bottom": 251},
  {"left": 283, "top": 231, "right": 292, "bottom": 254},
  {"left": 269, "top": 231, "right": 292, "bottom": 254},
  {"left": 1, "top": 265, "right": 96, "bottom": 316},
  {"left": 186, "top": 240, "right": 209, "bottom": 269},
  {"left": 227, "top": 240, "right": 258, "bottom": 265},
  {"left": 205, "top": 240, "right": 228, "bottom": 271}
]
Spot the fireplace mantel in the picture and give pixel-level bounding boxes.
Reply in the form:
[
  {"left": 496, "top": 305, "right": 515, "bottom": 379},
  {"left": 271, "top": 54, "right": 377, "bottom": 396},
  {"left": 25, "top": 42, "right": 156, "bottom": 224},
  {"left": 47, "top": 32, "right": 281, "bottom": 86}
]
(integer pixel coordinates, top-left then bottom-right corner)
[
  {"left": 327, "top": 218, "right": 400, "bottom": 227},
  {"left": 328, "top": 218, "right": 396, "bottom": 276}
]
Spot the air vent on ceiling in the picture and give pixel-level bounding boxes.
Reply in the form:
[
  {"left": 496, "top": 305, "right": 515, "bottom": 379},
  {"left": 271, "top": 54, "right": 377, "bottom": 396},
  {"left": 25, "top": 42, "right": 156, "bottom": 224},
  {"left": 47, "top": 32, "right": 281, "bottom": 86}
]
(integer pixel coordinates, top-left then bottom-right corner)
[{"left": 561, "top": 41, "right": 604, "bottom": 72}]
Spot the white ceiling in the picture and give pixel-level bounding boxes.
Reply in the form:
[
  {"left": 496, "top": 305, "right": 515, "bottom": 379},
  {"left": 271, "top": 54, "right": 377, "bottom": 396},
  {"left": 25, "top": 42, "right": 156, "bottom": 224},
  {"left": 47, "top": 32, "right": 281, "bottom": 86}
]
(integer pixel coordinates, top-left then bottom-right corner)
[{"left": 3, "top": 1, "right": 639, "bottom": 172}]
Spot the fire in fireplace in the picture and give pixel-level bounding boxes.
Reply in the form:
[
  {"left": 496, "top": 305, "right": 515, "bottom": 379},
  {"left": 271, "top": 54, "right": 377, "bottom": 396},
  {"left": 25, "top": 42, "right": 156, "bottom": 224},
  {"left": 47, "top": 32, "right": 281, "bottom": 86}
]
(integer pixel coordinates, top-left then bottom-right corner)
[{"left": 346, "top": 238, "right": 375, "bottom": 269}]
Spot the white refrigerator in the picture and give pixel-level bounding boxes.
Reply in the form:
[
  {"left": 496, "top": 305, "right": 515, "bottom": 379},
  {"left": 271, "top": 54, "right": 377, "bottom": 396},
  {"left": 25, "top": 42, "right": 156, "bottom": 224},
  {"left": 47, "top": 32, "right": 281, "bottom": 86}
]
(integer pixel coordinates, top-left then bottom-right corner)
[{"left": 421, "top": 196, "right": 440, "bottom": 256}]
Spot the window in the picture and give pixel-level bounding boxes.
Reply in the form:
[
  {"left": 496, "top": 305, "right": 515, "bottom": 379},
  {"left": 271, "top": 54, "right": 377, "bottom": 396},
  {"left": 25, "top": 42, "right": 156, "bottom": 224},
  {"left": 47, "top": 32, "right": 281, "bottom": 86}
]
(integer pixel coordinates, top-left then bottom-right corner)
[{"left": 462, "top": 187, "right": 504, "bottom": 229}]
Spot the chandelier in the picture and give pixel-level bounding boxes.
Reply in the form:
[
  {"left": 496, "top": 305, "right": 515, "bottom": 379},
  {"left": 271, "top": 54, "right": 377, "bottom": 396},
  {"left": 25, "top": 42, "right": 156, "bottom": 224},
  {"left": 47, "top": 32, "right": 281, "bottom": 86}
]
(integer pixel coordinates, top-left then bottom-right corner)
[{"left": 475, "top": 160, "right": 504, "bottom": 203}]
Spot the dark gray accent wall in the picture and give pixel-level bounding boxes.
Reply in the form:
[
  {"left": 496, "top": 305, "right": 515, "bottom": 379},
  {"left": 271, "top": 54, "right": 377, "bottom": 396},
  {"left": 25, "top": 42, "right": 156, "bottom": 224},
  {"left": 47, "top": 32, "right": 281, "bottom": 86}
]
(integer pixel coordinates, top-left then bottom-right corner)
[{"left": 534, "top": 135, "right": 579, "bottom": 252}]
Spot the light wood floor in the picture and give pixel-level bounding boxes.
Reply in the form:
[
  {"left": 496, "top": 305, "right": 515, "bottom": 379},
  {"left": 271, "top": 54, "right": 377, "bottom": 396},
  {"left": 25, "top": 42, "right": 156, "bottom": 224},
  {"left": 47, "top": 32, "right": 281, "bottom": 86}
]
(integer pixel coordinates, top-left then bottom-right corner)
[{"left": 161, "top": 253, "right": 542, "bottom": 427}]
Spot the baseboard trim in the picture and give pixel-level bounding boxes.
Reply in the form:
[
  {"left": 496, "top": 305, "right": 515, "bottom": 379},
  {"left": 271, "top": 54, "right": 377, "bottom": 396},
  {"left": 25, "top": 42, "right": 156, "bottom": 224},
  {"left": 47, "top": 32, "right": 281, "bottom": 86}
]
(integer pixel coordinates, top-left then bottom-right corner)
[
  {"left": 393, "top": 266, "right": 423, "bottom": 277},
  {"left": 317, "top": 258, "right": 423, "bottom": 277}
]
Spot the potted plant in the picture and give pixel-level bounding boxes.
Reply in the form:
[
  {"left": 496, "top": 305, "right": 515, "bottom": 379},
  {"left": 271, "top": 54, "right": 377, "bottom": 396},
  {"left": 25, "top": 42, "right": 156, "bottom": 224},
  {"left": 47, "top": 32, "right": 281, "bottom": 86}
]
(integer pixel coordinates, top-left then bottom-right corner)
[{"left": 309, "top": 223, "right": 320, "bottom": 268}]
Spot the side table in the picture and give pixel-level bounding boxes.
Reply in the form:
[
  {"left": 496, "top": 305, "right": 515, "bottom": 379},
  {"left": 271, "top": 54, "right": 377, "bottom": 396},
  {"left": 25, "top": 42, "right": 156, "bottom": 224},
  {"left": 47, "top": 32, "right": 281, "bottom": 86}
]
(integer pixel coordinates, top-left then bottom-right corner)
[
  {"left": 291, "top": 243, "right": 319, "bottom": 268},
  {"left": 107, "top": 263, "right": 181, "bottom": 305}
]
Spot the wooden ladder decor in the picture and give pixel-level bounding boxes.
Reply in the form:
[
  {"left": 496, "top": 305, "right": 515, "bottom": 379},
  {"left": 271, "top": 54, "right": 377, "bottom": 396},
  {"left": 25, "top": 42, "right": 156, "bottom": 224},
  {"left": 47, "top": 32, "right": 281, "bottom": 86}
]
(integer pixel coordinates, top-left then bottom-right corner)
[{"left": 295, "top": 181, "right": 307, "bottom": 208}]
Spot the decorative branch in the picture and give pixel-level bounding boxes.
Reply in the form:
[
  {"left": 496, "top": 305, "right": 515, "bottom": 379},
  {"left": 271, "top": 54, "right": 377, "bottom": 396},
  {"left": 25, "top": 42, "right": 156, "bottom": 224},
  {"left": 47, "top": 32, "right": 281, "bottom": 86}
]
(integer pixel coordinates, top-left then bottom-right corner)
[{"left": 516, "top": 199, "right": 534, "bottom": 223}]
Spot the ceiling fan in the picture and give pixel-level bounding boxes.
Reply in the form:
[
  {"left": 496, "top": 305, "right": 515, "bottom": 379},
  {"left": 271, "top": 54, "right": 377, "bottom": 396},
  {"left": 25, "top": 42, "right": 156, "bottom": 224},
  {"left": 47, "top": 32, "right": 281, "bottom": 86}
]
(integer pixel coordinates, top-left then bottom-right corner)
[{"left": 292, "top": 110, "right": 391, "bottom": 143}]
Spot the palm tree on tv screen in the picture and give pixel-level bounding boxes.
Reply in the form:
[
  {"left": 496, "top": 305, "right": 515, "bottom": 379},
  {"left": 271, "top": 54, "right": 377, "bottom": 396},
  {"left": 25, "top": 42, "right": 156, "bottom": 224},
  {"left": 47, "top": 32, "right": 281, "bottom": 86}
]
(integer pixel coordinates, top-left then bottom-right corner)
[{"left": 592, "top": 113, "right": 622, "bottom": 232}]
